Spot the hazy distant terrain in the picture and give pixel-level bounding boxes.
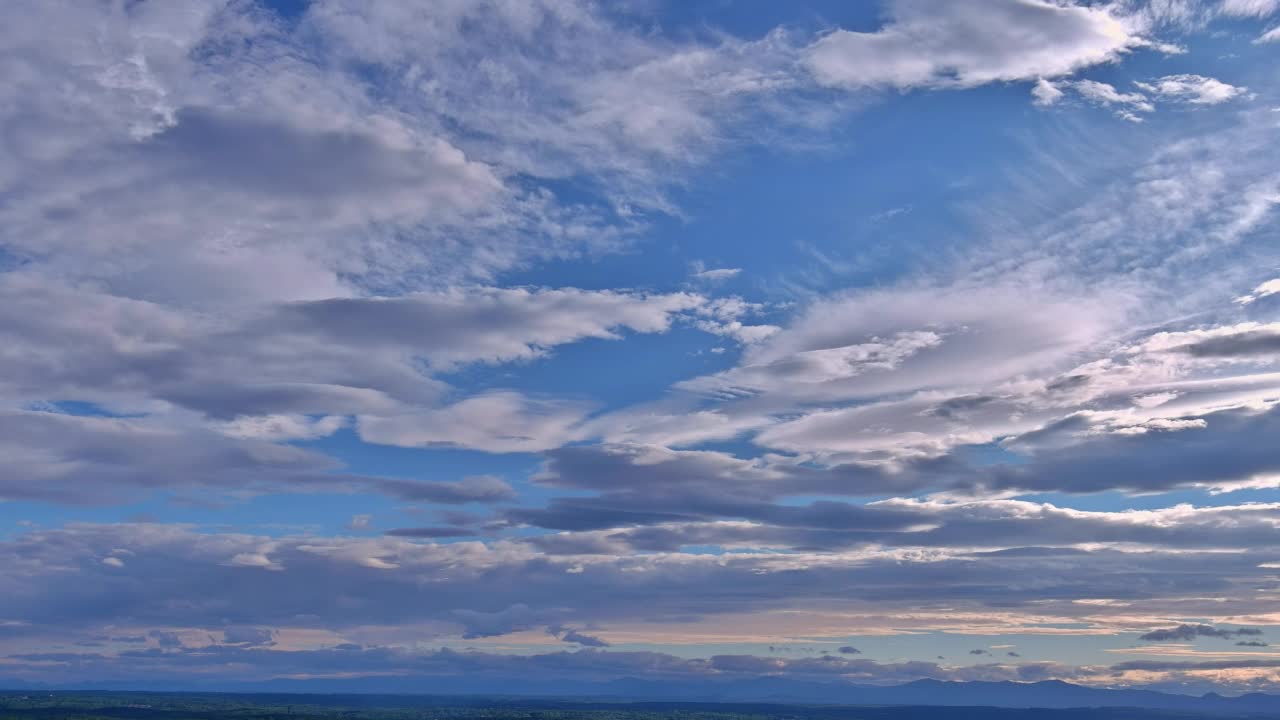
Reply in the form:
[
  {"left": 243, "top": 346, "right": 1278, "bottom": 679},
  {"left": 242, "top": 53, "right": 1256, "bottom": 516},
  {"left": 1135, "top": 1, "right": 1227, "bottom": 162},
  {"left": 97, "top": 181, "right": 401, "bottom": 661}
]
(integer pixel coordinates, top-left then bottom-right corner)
[{"left": 0, "top": 692, "right": 1268, "bottom": 720}]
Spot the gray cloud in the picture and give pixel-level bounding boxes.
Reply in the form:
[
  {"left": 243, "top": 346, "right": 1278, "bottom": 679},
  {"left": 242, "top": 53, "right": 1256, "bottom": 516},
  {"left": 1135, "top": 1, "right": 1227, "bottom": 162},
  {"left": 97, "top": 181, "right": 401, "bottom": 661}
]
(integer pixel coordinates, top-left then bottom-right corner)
[
  {"left": 0, "top": 642, "right": 1091, "bottom": 690},
  {"left": 1182, "top": 329, "right": 1280, "bottom": 357},
  {"left": 221, "top": 627, "right": 276, "bottom": 647},
  {"left": 0, "top": 522, "right": 1276, "bottom": 646},
  {"left": 549, "top": 626, "right": 611, "bottom": 648},
  {"left": 1138, "top": 624, "right": 1263, "bottom": 642},
  {"left": 385, "top": 527, "right": 476, "bottom": 539}
]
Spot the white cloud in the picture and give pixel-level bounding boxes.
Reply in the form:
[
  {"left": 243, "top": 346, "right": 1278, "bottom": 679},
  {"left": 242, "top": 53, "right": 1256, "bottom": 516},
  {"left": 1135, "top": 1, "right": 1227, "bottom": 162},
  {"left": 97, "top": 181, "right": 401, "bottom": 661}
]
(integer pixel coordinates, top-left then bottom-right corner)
[
  {"left": 807, "top": 0, "right": 1148, "bottom": 90},
  {"left": 1256, "top": 25, "right": 1280, "bottom": 42},
  {"left": 1235, "top": 278, "right": 1280, "bottom": 304},
  {"left": 214, "top": 415, "right": 347, "bottom": 442},
  {"left": 1032, "top": 78, "right": 1065, "bottom": 106},
  {"left": 1135, "top": 74, "right": 1248, "bottom": 104},
  {"left": 1221, "top": 0, "right": 1280, "bottom": 17},
  {"left": 357, "top": 392, "right": 591, "bottom": 453},
  {"left": 693, "top": 268, "right": 743, "bottom": 282},
  {"left": 691, "top": 296, "right": 780, "bottom": 345},
  {"left": 1072, "top": 79, "right": 1155, "bottom": 120}
]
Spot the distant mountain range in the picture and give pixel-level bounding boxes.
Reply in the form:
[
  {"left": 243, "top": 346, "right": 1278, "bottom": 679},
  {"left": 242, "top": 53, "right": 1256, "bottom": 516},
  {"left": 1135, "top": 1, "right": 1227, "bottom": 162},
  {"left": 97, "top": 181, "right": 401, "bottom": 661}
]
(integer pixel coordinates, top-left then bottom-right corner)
[{"left": 4, "top": 677, "right": 1279, "bottom": 714}]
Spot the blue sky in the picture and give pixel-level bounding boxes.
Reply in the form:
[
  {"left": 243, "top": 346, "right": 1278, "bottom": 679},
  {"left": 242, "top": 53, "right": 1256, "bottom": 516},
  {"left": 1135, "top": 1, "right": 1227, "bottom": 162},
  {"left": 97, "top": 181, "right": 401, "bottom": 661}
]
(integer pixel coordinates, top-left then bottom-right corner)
[{"left": 1, "top": 0, "right": 1280, "bottom": 698}]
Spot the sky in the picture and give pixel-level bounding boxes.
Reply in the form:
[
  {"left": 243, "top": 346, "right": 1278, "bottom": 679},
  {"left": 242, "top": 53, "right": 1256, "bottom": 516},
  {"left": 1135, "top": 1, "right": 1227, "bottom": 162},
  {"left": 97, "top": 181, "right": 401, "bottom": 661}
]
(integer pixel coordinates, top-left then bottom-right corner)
[{"left": 1, "top": 0, "right": 1280, "bottom": 699}]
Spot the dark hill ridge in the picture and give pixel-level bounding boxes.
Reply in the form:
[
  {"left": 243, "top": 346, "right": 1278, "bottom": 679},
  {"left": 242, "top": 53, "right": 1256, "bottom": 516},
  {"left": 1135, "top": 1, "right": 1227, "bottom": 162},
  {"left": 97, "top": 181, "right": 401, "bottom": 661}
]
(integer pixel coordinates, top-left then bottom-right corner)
[
  {"left": 4, "top": 678, "right": 1279, "bottom": 714},
  {"left": 589, "top": 677, "right": 1279, "bottom": 712},
  {"left": 0, "top": 690, "right": 1271, "bottom": 720}
]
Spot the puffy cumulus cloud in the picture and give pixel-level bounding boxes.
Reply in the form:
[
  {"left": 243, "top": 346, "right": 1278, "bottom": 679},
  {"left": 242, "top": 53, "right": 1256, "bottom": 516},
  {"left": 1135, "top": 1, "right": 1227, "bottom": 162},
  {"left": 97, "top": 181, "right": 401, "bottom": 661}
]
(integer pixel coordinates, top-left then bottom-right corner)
[
  {"left": 806, "top": 0, "right": 1150, "bottom": 91},
  {"left": 1135, "top": 74, "right": 1249, "bottom": 104}
]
